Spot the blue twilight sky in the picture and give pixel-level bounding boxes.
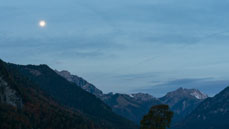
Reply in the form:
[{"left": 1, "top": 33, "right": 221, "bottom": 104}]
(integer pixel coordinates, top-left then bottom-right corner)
[{"left": 1, "top": 0, "right": 229, "bottom": 97}]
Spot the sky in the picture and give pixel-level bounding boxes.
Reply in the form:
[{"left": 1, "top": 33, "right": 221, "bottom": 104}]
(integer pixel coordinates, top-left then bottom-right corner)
[{"left": 1, "top": 0, "right": 229, "bottom": 97}]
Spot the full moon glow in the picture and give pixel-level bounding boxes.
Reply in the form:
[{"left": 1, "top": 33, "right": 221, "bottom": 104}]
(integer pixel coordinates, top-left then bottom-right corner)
[{"left": 39, "top": 20, "right": 46, "bottom": 27}]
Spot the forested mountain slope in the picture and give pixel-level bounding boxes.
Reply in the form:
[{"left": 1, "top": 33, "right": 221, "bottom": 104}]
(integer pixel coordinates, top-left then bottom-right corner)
[
  {"left": 7, "top": 62, "right": 137, "bottom": 129},
  {"left": 0, "top": 59, "right": 100, "bottom": 129}
]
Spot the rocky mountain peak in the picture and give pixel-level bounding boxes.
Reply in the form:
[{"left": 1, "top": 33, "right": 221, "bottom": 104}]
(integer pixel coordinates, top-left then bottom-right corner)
[
  {"left": 174, "top": 86, "right": 229, "bottom": 129},
  {"left": 55, "top": 70, "right": 73, "bottom": 82},
  {"left": 56, "top": 70, "right": 103, "bottom": 97},
  {"left": 131, "top": 93, "right": 156, "bottom": 101},
  {"left": 165, "top": 87, "right": 208, "bottom": 100},
  {"left": 160, "top": 87, "right": 208, "bottom": 122},
  {"left": 190, "top": 89, "right": 208, "bottom": 99}
]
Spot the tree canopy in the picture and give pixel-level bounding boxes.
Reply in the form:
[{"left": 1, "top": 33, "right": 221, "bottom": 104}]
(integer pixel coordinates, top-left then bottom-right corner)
[{"left": 140, "top": 104, "right": 173, "bottom": 129}]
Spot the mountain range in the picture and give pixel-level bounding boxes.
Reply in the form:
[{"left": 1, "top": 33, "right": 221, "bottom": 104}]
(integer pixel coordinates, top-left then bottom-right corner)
[
  {"left": 56, "top": 70, "right": 208, "bottom": 124},
  {"left": 1, "top": 59, "right": 228, "bottom": 129},
  {"left": 57, "top": 70, "right": 229, "bottom": 129}
]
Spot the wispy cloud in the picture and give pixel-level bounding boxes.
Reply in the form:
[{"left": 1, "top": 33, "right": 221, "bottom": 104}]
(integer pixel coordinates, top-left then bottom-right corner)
[{"left": 114, "top": 72, "right": 160, "bottom": 81}]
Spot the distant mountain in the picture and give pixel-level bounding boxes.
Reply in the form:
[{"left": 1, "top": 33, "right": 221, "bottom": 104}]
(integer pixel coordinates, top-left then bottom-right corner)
[
  {"left": 173, "top": 86, "right": 229, "bottom": 129},
  {"left": 56, "top": 70, "right": 103, "bottom": 97},
  {"left": 56, "top": 70, "right": 161, "bottom": 124},
  {"left": 6, "top": 62, "right": 137, "bottom": 129},
  {"left": 102, "top": 93, "right": 161, "bottom": 123},
  {"left": 0, "top": 59, "right": 100, "bottom": 129},
  {"left": 57, "top": 70, "right": 209, "bottom": 125},
  {"left": 160, "top": 88, "right": 208, "bottom": 122}
]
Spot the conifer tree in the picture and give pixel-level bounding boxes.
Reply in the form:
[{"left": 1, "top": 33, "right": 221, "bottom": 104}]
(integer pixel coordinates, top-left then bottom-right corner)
[{"left": 140, "top": 104, "right": 173, "bottom": 129}]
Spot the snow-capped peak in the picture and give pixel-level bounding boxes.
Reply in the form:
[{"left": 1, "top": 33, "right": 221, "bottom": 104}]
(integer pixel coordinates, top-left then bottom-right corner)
[{"left": 191, "top": 90, "right": 208, "bottom": 99}]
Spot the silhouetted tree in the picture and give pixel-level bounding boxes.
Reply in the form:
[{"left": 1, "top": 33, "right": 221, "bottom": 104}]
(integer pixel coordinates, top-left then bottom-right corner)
[{"left": 140, "top": 104, "right": 173, "bottom": 129}]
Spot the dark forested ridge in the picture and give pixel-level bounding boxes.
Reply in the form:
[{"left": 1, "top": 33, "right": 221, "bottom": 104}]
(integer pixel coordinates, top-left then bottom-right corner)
[
  {"left": 0, "top": 59, "right": 137, "bottom": 129},
  {"left": 0, "top": 59, "right": 100, "bottom": 129}
]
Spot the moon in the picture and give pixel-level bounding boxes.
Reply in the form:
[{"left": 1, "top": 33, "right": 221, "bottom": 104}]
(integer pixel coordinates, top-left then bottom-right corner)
[{"left": 39, "top": 20, "right": 46, "bottom": 28}]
